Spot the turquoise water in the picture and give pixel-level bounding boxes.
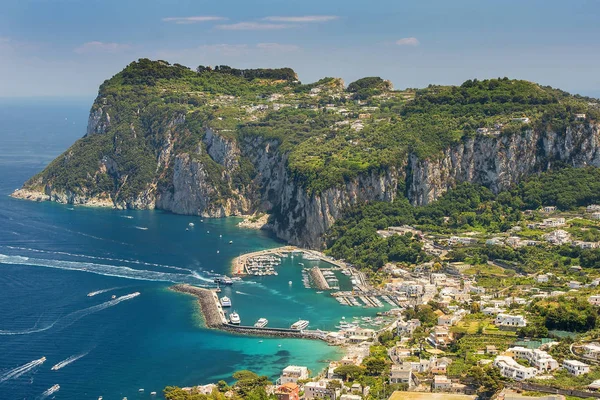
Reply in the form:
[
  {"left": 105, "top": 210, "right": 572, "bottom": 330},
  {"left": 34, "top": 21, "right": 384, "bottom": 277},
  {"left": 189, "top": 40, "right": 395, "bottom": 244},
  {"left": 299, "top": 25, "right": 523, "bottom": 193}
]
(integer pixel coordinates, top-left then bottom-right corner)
[{"left": 0, "top": 100, "right": 380, "bottom": 399}]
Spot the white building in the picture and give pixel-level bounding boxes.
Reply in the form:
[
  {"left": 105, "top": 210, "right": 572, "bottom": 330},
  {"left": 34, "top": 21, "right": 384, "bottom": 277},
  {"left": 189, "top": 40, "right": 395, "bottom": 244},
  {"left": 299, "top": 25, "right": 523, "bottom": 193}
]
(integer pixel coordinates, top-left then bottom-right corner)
[
  {"left": 397, "top": 319, "right": 421, "bottom": 336},
  {"left": 483, "top": 307, "right": 506, "bottom": 316},
  {"left": 433, "top": 375, "right": 452, "bottom": 391},
  {"left": 495, "top": 314, "right": 527, "bottom": 328},
  {"left": 494, "top": 356, "right": 538, "bottom": 381},
  {"left": 507, "top": 347, "right": 559, "bottom": 372},
  {"left": 563, "top": 360, "right": 590, "bottom": 376},
  {"left": 389, "top": 364, "right": 414, "bottom": 387},
  {"left": 543, "top": 230, "right": 571, "bottom": 245},
  {"left": 569, "top": 281, "right": 582, "bottom": 289},
  {"left": 537, "top": 274, "right": 550, "bottom": 283},
  {"left": 583, "top": 343, "right": 600, "bottom": 359},
  {"left": 304, "top": 381, "right": 339, "bottom": 400},
  {"left": 279, "top": 366, "right": 309, "bottom": 384}
]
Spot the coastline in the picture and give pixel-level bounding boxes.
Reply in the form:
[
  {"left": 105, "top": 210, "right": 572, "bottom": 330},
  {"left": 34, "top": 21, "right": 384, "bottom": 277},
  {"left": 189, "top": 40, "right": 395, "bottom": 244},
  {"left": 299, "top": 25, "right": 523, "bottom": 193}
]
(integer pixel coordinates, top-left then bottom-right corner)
[{"left": 10, "top": 188, "right": 115, "bottom": 208}]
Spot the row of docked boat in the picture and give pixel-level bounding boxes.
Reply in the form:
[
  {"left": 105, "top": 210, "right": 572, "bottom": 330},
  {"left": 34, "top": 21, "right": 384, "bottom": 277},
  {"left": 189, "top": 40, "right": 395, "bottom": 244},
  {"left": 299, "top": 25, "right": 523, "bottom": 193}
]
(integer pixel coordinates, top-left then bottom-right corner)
[{"left": 245, "top": 254, "right": 282, "bottom": 276}]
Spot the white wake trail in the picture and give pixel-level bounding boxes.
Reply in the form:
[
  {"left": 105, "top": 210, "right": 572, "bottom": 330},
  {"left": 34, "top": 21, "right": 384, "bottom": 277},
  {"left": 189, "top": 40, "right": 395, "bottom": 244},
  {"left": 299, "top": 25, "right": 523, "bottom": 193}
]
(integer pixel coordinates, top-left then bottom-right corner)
[
  {"left": 38, "top": 384, "right": 60, "bottom": 399},
  {"left": 0, "top": 357, "right": 46, "bottom": 383},
  {"left": 87, "top": 287, "right": 120, "bottom": 297},
  {"left": 4, "top": 246, "right": 195, "bottom": 273},
  {"left": 0, "top": 293, "right": 141, "bottom": 336},
  {"left": 51, "top": 352, "right": 89, "bottom": 371},
  {"left": 0, "top": 253, "right": 212, "bottom": 283}
]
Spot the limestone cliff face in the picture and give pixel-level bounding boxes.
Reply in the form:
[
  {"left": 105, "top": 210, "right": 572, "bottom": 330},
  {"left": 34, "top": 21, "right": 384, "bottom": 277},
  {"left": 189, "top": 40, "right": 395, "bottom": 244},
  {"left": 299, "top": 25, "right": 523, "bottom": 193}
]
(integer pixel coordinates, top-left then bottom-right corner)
[
  {"left": 240, "top": 137, "right": 404, "bottom": 248},
  {"left": 13, "top": 98, "right": 600, "bottom": 249},
  {"left": 407, "top": 124, "right": 600, "bottom": 205}
]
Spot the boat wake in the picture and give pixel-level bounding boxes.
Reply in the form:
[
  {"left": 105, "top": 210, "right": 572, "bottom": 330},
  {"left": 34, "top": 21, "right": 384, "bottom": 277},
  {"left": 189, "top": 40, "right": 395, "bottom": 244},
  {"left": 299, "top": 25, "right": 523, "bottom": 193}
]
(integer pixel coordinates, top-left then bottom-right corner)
[
  {"left": 234, "top": 291, "right": 253, "bottom": 296},
  {"left": 87, "top": 287, "right": 121, "bottom": 297},
  {"left": 51, "top": 351, "right": 89, "bottom": 371},
  {"left": 0, "top": 357, "right": 46, "bottom": 383},
  {"left": 4, "top": 245, "right": 197, "bottom": 273},
  {"left": 0, "top": 293, "right": 141, "bottom": 336},
  {"left": 135, "top": 226, "right": 148, "bottom": 230},
  {"left": 0, "top": 253, "right": 212, "bottom": 284},
  {"left": 38, "top": 384, "right": 60, "bottom": 399}
]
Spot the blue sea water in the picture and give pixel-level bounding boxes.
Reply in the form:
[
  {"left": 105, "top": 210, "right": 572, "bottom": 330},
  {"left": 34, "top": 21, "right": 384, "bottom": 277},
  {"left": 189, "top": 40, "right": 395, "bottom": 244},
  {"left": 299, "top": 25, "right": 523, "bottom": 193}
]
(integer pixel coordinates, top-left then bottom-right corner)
[{"left": 0, "top": 99, "right": 381, "bottom": 400}]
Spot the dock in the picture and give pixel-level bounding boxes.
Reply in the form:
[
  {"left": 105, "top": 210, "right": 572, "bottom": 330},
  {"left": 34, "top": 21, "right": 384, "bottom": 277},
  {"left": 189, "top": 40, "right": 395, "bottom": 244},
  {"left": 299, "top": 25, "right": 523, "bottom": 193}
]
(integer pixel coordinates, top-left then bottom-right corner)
[{"left": 171, "top": 284, "right": 332, "bottom": 342}]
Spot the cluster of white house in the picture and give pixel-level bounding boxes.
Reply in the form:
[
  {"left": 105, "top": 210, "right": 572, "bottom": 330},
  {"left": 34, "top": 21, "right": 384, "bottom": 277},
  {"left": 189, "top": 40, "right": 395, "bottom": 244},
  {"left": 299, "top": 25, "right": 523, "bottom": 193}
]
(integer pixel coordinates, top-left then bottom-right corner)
[{"left": 494, "top": 346, "right": 589, "bottom": 380}]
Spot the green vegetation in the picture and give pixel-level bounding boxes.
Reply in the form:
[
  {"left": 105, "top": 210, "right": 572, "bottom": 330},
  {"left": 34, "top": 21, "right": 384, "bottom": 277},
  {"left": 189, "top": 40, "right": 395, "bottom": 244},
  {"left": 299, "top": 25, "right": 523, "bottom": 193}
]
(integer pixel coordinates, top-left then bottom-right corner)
[
  {"left": 26, "top": 58, "right": 599, "bottom": 204},
  {"left": 325, "top": 167, "right": 600, "bottom": 271}
]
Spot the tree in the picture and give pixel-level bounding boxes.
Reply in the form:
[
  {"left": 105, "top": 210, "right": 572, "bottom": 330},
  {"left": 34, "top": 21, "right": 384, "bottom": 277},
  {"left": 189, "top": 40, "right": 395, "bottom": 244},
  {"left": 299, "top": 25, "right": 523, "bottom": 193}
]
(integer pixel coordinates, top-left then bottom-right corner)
[
  {"left": 363, "top": 357, "right": 387, "bottom": 376},
  {"left": 232, "top": 370, "right": 271, "bottom": 396},
  {"left": 334, "top": 365, "right": 364, "bottom": 381},
  {"left": 467, "top": 366, "right": 504, "bottom": 399}
]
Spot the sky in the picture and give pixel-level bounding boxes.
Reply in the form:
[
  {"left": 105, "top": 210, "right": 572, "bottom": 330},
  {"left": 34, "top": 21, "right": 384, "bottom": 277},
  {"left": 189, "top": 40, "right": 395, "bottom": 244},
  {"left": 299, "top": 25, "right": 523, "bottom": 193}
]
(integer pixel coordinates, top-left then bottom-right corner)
[{"left": 1, "top": 0, "right": 600, "bottom": 98}]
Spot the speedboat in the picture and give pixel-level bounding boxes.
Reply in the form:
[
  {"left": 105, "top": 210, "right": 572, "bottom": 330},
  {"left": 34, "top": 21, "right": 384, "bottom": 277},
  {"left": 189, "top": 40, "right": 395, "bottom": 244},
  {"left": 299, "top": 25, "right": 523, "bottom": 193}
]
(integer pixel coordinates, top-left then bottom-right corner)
[
  {"left": 188, "top": 222, "right": 194, "bottom": 227},
  {"left": 229, "top": 312, "right": 241, "bottom": 325},
  {"left": 290, "top": 320, "right": 309, "bottom": 330},
  {"left": 220, "top": 296, "right": 232, "bottom": 307},
  {"left": 254, "top": 318, "right": 268, "bottom": 328}
]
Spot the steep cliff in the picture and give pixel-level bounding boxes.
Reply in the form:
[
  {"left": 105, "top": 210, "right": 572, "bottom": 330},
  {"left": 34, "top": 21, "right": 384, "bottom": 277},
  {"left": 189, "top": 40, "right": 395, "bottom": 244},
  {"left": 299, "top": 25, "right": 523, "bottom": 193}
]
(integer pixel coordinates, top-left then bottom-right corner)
[
  {"left": 12, "top": 59, "right": 600, "bottom": 249},
  {"left": 407, "top": 124, "right": 600, "bottom": 205}
]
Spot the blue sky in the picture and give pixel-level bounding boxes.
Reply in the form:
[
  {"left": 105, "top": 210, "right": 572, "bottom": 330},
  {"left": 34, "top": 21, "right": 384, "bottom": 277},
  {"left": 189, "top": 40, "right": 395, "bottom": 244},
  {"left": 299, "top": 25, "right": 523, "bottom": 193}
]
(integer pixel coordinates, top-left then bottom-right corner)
[{"left": 2, "top": 0, "right": 600, "bottom": 97}]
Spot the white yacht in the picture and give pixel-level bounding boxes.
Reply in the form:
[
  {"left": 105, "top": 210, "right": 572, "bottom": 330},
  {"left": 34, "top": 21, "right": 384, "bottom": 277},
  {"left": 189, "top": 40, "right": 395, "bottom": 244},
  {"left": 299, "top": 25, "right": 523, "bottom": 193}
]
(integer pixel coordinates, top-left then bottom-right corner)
[
  {"left": 290, "top": 320, "right": 309, "bottom": 330},
  {"left": 254, "top": 318, "right": 268, "bottom": 328},
  {"left": 229, "top": 312, "right": 241, "bottom": 325},
  {"left": 220, "top": 296, "right": 232, "bottom": 307}
]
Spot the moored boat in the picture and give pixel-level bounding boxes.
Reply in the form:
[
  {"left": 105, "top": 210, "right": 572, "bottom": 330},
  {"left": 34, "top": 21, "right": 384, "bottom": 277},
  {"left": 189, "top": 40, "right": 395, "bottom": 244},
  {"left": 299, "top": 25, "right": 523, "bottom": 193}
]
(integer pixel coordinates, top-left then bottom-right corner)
[
  {"left": 290, "top": 319, "right": 309, "bottom": 330},
  {"left": 229, "top": 312, "right": 241, "bottom": 325},
  {"left": 220, "top": 296, "right": 232, "bottom": 307},
  {"left": 254, "top": 318, "right": 268, "bottom": 328}
]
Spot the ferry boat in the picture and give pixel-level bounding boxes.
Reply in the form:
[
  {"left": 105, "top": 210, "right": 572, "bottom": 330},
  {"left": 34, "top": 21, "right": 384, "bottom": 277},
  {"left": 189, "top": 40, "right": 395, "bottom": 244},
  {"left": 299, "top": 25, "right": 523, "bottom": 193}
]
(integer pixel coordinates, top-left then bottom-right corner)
[
  {"left": 229, "top": 312, "right": 241, "bottom": 325},
  {"left": 290, "top": 320, "right": 309, "bottom": 330},
  {"left": 220, "top": 296, "right": 232, "bottom": 307},
  {"left": 214, "top": 276, "right": 233, "bottom": 285},
  {"left": 254, "top": 318, "right": 268, "bottom": 328},
  {"left": 46, "top": 384, "right": 60, "bottom": 395}
]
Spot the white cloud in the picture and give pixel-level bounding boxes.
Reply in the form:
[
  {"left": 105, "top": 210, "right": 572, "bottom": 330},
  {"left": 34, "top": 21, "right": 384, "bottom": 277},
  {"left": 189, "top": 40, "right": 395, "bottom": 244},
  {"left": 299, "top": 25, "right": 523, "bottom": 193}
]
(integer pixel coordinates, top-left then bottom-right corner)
[
  {"left": 256, "top": 43, "right": 300, "bottom": 52},
  {"left": 263, "top": 15, "right": 339, "bottom": 23},
  {"left": 162, "top": 16, "right": 227, "bottom": 24},
  {"left": 216, "top": 22, "right": 293, "bottom": 30},
  {"left": 74, "top": 41, "right": 131, "bottom": 54},
  {"left": 396, "top": 37, "right": 420, "bottom": 46}
]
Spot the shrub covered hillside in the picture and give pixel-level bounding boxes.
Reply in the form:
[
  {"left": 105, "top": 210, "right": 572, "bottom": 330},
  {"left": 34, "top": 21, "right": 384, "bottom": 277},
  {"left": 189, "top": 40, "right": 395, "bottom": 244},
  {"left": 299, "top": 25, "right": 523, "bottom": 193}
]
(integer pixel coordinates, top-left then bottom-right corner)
[
  {"left": 325, "top": 167, "right": 600, "bottom": 271},
  {"left": 23, "top": 59, "right": 599, "bottom": 199}
]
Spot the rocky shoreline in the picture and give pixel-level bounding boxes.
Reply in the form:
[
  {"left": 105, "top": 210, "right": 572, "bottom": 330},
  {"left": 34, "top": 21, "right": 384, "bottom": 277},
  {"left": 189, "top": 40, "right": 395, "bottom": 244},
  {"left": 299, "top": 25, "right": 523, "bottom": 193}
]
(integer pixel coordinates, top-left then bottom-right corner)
[{"left": 237, "top": 213, "right": 271, "bottom": 230}]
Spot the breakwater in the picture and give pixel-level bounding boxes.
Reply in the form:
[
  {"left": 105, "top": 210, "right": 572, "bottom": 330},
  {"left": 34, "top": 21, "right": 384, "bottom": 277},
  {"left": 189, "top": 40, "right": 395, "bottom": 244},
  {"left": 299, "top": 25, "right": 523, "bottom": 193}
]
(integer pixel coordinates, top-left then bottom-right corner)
[
  {"left": 171, "top": 284, "right": 227, "bottom": 327},
  {"left": 171, "top": 284, "right": 331, "bottom": 341},
  {"left": 309, "top": 267, "right": 331, "bottom": 290}
]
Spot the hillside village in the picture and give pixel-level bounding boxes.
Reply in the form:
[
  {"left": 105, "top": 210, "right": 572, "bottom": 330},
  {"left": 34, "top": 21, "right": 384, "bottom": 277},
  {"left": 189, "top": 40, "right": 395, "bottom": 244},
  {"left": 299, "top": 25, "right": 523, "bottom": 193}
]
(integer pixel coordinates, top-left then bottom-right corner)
[{"left": 166, "top": 201, "right": 600, "bottom": 400}]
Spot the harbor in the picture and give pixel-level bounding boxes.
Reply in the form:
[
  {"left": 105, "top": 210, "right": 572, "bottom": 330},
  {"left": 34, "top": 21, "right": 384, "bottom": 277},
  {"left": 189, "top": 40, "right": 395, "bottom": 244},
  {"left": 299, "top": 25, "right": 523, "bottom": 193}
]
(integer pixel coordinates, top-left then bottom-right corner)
[
  {"left": 231, "top": 246, "right": 348, "bottom": 276},
  {"left": 171, "top": 284, "right": 332, "bottom": 341}
]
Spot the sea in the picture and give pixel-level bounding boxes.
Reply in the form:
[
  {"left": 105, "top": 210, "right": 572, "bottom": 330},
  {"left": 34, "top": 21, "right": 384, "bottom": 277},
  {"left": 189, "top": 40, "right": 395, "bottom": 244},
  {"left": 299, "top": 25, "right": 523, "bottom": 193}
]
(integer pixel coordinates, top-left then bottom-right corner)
[{"left": 0, "top": 99, "right": 383, "bottom": 400}]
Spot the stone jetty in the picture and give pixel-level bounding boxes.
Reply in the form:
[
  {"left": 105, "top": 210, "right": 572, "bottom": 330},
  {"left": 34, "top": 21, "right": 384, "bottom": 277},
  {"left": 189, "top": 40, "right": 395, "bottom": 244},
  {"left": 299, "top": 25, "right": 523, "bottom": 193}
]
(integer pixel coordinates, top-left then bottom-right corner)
[
  {"left": 309, "top": 266, "right": 331, "bottom": 290},
  {"left": 170, "top": 284, "right": 332, "bottom": 342},
  {"left": 171, "top": 284, "right": 227, "bottom": 327}
]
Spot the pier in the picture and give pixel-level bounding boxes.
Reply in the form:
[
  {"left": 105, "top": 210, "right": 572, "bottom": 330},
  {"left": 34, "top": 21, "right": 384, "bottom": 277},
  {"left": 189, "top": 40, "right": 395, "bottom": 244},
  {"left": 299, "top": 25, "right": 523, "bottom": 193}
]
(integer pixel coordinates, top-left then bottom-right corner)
[
  {"left": 309, "top": 266, "right": 331, "bottom": 290},
  {"left": 171, "top": 284, "right": 332, "bottom": 342}
]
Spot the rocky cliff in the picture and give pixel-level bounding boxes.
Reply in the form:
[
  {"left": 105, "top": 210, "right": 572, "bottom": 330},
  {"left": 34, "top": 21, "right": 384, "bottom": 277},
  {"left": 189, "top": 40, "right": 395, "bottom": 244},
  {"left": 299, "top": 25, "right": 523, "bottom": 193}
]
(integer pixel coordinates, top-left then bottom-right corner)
[
  {"left": 407, "top": 124, "right": 600, "bottom": 205},
  {"left": 11, "top": 60, "right": 600, "bottom": 249}
]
